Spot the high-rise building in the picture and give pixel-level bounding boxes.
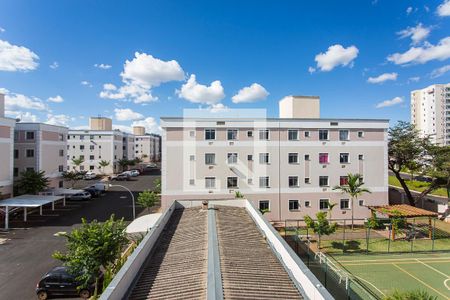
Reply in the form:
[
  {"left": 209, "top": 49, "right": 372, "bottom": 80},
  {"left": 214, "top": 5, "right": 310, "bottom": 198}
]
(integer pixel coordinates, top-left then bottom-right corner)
[
  {"left": 0, "top": 93, "right": 16, "bottom": 198},
  {"left": 411, "top": 83, "right": 450, "bottom": 145}
]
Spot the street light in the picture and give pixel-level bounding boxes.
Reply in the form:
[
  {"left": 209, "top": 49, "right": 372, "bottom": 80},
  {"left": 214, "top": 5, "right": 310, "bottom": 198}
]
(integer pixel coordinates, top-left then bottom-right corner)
[{"left": 108, "top": 184, "right": 136, "bottom": 220}]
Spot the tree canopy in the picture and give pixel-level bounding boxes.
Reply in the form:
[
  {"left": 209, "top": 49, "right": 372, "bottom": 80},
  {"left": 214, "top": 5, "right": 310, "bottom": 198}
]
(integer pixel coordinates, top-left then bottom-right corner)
[{"left": 16, "top": 170, "right": 49, "bottom": 195}]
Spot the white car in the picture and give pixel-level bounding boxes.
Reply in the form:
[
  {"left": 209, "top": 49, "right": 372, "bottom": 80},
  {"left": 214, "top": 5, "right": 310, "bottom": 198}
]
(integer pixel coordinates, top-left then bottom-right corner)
[
  {"left": 129, "top": 170, "right": 140, "bottom": 177},
  {"left": 83, "top": 172, "right": 96, "bottom": 180},
  {"left": 68, "top": 191, "right": 92, "bottom": 201}
]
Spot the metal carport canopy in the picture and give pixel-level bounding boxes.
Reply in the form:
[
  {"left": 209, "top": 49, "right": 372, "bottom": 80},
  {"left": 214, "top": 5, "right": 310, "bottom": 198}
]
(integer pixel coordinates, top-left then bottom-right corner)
[{"left": 0, "top": 195, "right": 65, "bottom": 230}]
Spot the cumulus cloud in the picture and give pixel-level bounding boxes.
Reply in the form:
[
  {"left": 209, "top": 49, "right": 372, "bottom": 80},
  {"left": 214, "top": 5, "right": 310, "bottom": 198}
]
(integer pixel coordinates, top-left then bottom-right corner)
[
  {"left": 408, "top": 76, "right": 420, "bottom": 83},
  {"left": 81, "top": 81, "right": 92, "bottom": 87},
  {"left": 94, "top": 63, "right": 112, "bottom": 69},
  {"left": 437, "top": 0, "right": 450, "bottom": 16},
  {"left": 114, "top": 108, "right": 144, "bottom": 121},
  {"left": 0, "top": 39, "right": 39, "bottom": 71},
  {"left": 49, "top": 61, "right": 59, "bottom": 69},
  {"left": 231, "top": 83, "right": 269, "bottom": 103},
  {"left": 6, "top": 110, "right": 39, "bottom": 122},
  {"left": 131, "top": 116, "right": 160, "bottom": 134},
  {"left": 47, "top": 95, "right": 64, "bottom": 103},
  {"left": 0, "top": 27, "right": 5, "bottom": 33},
  {"left": 367, "top": 72, "right": 398, "bottom": 84},
  {"left": 406, "top": 7, "right": 414, "bottom": 15},
  {"left": 375, "top": 96, "right": 404, "bottom": 108},
  {"left": 397, "top": 23, "right": 430, "bottom": 45},
  {"left": 430, "top": 64, "right": 450, "bottom": 78},
  {"left": 177, "top": 74, "right": 225, "bottom": 104},
  {"left": 46, "top": 114, "right": 74, "bottom": 127},
  {"left": 387, "top": 37, "right": 450, "bottom": 65},
  {"left": 313, "top": 44, "right": 359, "bottom": 72},
  {"left": 100, "top": 52, "right": 184, "bottom": 104},
  {"left": 208, "top": 103, "right": 229, "bottom": 113},
  {"left": 1, "top": 88, "right": 48, "bottom": 111}
]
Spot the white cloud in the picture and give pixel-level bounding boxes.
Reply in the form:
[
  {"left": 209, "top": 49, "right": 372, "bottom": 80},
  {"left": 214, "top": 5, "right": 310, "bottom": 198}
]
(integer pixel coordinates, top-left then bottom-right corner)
[
  {"left": 437, "top": 0, "right": 450, "bottom": 16},
  {"left": 177, "top": 74, "right": 225, "bottom": 104},
  {"left": 1, "top": 88, "right": 48, "bottom": 111},
  {"left": 424, "top": 5, "right": 430, "bottom": 12},
  {"left": 430, "top": 64, "right": 450, "bottom": 78},
  {"left": 231, "top": 83, "right": 269, "bottom": 103},
  {"left": 0, "top": 39, "right": 39, "bottom": 72},
  {"left": 100, "top": 52, "right": 184, "bottom": 103},
  {"left": 387, "top": 37, "right": 450, "bottom": 65},
  {"left": 0, "top": 27, "right": 5, "bottom": 33},
  {"left": 406, "top": 7, "right": 414, "bottom": 15},
  {"left": 408, "top": 76, "right": 420, "bottom": 82},
  {"left": 46, "top": 114, "right": 74, "bottom": 127},
  {"left": 313, "top": 44, "right": 359, "bottom": 72},
  {"left": 114, "top": 108, "right": 144, "bottom": 121},
  {"left": 47, "top": 95, "right": 64, "bottom": 103},
  {"left": 367, "top": 72, "right": 398, "bottom": 84},
  {"left": 6, "top": 110, "right": 39, "bottom": 122},
  {"left": 375, "top": 96, "right": 404, "bottom": 108},
  {"left": 94, "top": 63, "right": 112, "bottom": 69},
  {"left": 208, "top": 103, "right": 229, "bottom": 113},
  {"left": 81, "top": 80, "right": 92, "bottom": 87},
  {"left": 131, "top": 116, "right": 160, "bottom": 134},
  {"left": 308, "top": 66, "right": 316, "bottom": 74},
  {"left": 397, "top": 23, "right": 430, "bottom": 45},
  {"left": 49, "top": 61, "right": 59, "bottom": 69}
]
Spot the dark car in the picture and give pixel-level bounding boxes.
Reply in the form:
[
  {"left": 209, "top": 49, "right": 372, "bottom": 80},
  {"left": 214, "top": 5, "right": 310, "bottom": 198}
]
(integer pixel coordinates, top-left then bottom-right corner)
[
  {"left": 36, "top": 266, "right": 99, "bottom": 299},
  {"left": 83, "top": 187, "right": 101, "bottom": 198},
  {"left": 111, "top": 173, "right": 130, "bottom": 181}
]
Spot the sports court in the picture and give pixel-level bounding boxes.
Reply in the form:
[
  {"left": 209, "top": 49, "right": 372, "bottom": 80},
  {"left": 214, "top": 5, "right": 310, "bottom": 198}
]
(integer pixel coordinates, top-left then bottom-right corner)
[{"left": 329, "top": 252, "right": 450, "bottom": 299}]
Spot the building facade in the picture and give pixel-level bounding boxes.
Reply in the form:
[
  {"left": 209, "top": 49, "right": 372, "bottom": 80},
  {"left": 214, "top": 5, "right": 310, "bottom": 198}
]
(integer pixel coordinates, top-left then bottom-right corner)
[
  {"left": 0, "top": 94, "right": 16, "bottom": 198},
  {"left": 161, "top": 117, "right": 389, "bottom": 221},
  {"left": 14, "top": 123, "right": 68, "bottom": 189},
  {"left": 411, "top": 83, "right": 450, "bottom": 145},
  {"left": 134, "top": 126, "right": 161, "bottom": 162}
]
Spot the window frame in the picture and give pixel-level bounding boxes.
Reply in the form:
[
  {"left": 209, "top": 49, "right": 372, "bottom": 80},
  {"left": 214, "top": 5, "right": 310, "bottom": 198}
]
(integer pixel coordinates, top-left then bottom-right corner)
[
  {"left": 339, "top": 129, "right": 350, "bottom": 141},
  {"left": 227, "top": 176, "right": 238, "bottom": 189},
  {"left": 205, "top": 153, "right": 216, "bottom": 165},
  {"left": 319, "top": 153, "right": 329, "bottom": 164},
  {"left": 258, "top": 129, "right": 270, "bottom": 140},
  {"left": 319, "top": 176, "right": 329, "bottom": 187},
  {"left": 259, "top": 200, "right": 270, "bottom": 211},
  {"left": 340, "top": 176, "right": 349, "bottom": 186},
  {"left": 288, "top": 129, "right": 299, "bottom": 141},
  {"left": 205, "top": 129, "right": 216, "bottom": 140},
  {"left": 259, "top": 153, "right": 270, "bottom": 164},
  {"left": 340, "top": 199, "right": 350, "bottom": 210},
  {"left": 319, "top": 199, "right": 330, "bottom": 210},
  {"left": 288, "top": 153, "right": 299, "bottom": 164},
  {"left": 340, "top": 153, "right": 350, "bottom": 164},
  {"left": 205, "top": 177, "right": 216, "bottom": 189},
  {"left": 25, "top": 148, "right": 35, "bottom": 158},
  {"left": 289, "top": 200, "right": 299, "bottom": 211},
  {"left": 259, "top": 176, "right": 270, "bottom": 188},
  {"left": 288, "top": 176, "right": 299, "bottom": 188},
  {"left": 227, "top": 153, "right": 238, "bottom": 164},
  {"left": 25, "top": 131, "right": 35, "bottom": 140},
  {"left": 319, "top": 129, "right": 329, "bottom": 141},
  {"left": 227, "top": 129, "right": 238, "bottom": 141}
]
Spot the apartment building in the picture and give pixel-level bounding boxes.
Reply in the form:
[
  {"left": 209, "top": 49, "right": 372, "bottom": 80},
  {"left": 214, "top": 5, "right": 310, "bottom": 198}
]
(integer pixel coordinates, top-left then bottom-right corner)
[
  {"left": 67, "top": 117, "right": 125, "bottom": 174},
  {"left": 0, "top": 94, "right": 16, "bottom": 198},
  {"left": 14, "top": 123, "right": 68, "bottom": 189},
  {"left": 161, "top": 97, "right": 389, "bottom": 221},
  {"left": 411, "top": 83, "right": 450, "bottom": 145},
  {"left": 123, "top": 132, "right": 135, "bottom": 160},
  {"left": 134, "top": 126, "right": 161, "bottom": 162}
]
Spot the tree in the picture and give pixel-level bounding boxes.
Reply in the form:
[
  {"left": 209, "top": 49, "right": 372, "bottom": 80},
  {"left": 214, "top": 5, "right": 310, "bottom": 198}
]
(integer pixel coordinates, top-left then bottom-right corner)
[
  {"left": 383, "top": 290, "right": 436, "bottom": 300},
  {"left": 117, "top": 159, "right": 130, "bottom": 172},
  {"left": 333, "top": 173, "right": 371, "bottom": 230},
  {"left": 72, "top": 157, "right": 85, "bottom": 172},
  {"left": 388, "top": 122, "right": 429, "bottom": 206},
  {"left": 420, "top": 145, "right": 450, "bottom": 199},
  {"left": 98, "top": 160, "right": 110, "bottom": 174},
  {"left": 137, "top": 190, "right": 159, "bottom": 213},
  {"left": 304, "top": 212, "right": 337, "bottom": 249},
  {"left": 17, "top": 170, "right": 49, "bottom": 195},
  {"left": 153, "top": 178, "right": 161, "bottom": 194},
  {"left": 62, "top": 171, "right": 79, "bottom": 188},
  {"left": 328, "top": 202, "right": 337, "bottom": 219},
  {"left": 134, "top": 157, "right": 143, "bottom": 165},
  {"left": 53, "top": 215, "right": 128, "bottom": 296}
]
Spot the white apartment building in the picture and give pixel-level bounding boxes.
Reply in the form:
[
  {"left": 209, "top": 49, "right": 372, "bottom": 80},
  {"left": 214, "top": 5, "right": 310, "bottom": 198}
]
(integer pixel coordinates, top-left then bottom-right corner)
[
  {"left": 123, "top": 132, "right": 136, "bottom": 160},
  {"left": 411, "top": 83, "right": 450, "bottom": 145},
  {"left": 0, "top": 94, "right": 16, "bottom": 198},
  {"left": 14, "top": 123, "right": 68, "bottom": 189},
  {"left": 134, "top": 126, "right": 161, "bottom": 162},
  {"left": 161, "top": 97, "right": 389, "bottom": 221}
]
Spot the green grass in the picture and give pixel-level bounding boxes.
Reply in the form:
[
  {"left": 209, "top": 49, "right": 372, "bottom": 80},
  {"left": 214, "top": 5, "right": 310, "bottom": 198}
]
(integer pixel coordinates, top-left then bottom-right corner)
[{"left": 388, "top": 176, "right": 448, "bottom": 197}]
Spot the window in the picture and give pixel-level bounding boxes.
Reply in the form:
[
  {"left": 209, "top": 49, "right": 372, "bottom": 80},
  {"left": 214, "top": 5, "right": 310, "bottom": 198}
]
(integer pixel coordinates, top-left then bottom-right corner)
[
  {"left": 189, "top": 131, "right": 195, "bottom": 137},
  {"left": 205, "top": 177, "right": 216, "bottom": 189},
  {"left": 26, "top": 167, "right": 35, "bottom": 172},
  {"left": 89, "top": 165, "right": 94, "bottom": 170},
  {"left": 359, "top": 200, "right": 364, "bottom": 206},
  {"left": 340, "top": 153, "right": 349, "bottom": 163},
  {"left": 288, "top": 153, "right": 298, "bottom": 164},
  {"left": 58, "top": 165, "right": 64, "bottom": 172},
  {"left": 80, "top": 145, "right": 85, "bottom": 150},
  {"left": 14, "top": 149, "right": 18, "bottom": 159},
  {"left": 304, "top": 154, "right": 310, "bottom": 161},
  {"left": 340, "top": 199, "right": 350, "bottom": 209},
  {"left": 259, "top": 176, "right": 270, "bottom": 188},
  {"left": 319, "top": 129, "right": 328, "bottom": 140},
  {"left": 358, "top": 131, "right": 364, "bottom": 138},
  {"left": 304, "top": 177, "right": 310, "bottom": 184},
  {"left": 305, "top": 201, "right": 311, "bottom": 207},
  {"left": 90, "top": 135, "right": 94, "bottom": 140},
  {"left": 340, "top": 176, "right": 349, "bottom": 186},
  {"left": 90, "top": 145, "right": 95, "bottom": 150},
  {"left": 227, "top": 177, "right": 238, "bottom": 188},
  {"left": 320, "top": 199, "right": 330, "bottom": 210},
  {"left": 259, "top": 129, "right": 269, "bottom": 140},
  {"left": 227, "top": 129, "right": 238, "bottom": 140},
  {"left": 80, "top": 165, "right": 85, "bottom": 171},
  {"left": 259, "top": 200, "right": 270, "bottom": 211},
  {"left": 189, "top": 155, "right": 195, "bottom": 161},
  {"left": 80, "top": 135, "right": 85, "bottom": 140},
  {"left": 189, "top": 179, "right": 195, "bottom": 185},
  {"left": 205, "top": 153, "right": 215, "bottom": 165},
  {"left": 247, "top": 154, "right": 253, "bottom": 161},
  {"left": 13, "top": 168, "right": 18, "bottom": 177},
  {"left": 358, "top": 154, "right": 364, "bottom": 161},
  {"left": 26, "top": 131, "right": 35, "bottom": 140},
  {"left": 288, "top": 129, "right": 298, "bottom": 140},
  {"left": 259, "top": 153, "right": 269, "bottom": 164},
  {"left": 59, "top": 134, "right": 64, "bottom": 141},
  {"left": 59, "top": 181, "right": 63, "bottom": 188},
  {"left": 288, "top": 176, "right": 299, "bottom": 187},
  {"left": 289, "top": 200, "right": 299, "bottom": 211},
  {"left": 89, "top": 155, "right": 94, "bottom": 160},
  {"left": 247, "top": 178, "right": 253, "bottom": 184},
  {"left": 247, "top": 131, "right": 253, "bottom": 137},
  {"left": 319, "top": 153, "right": 329, "bottom": 164},
  {"left": 227, "top": 153, "right": 238, "bottom": 164},
  {"left": 26, "top": 149, "right": 34, "bottom": 158},
  {"left": 80, "top": 155, "right": 85, "bottom": 160},
  {"left": 205, "top": 129, "right": 216, "bottom": 140},
  {"left": 339, "top": 130, "right": 349, "bottom": 141},
  {"left": 304, "top": 131, "right": 310, "bottom": 138},
  {"left": 319, "top": 176, "right": 329, "bottom": 187}
]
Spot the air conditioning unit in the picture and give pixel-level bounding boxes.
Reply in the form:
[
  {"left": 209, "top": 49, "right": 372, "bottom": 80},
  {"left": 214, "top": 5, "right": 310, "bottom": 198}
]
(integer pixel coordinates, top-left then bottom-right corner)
[
  {"left": 322, "top": 165, "right": 327, "bottom": 168},
  {"left": 208, "top": 190, "right": 213, "bottom": 193},
  {"left": 229, "top": 142, "right": 234, "bottom": 145},
  {"left": 209, "top": 166, "right": 213, "bottom": 169},
  {"left": 322, "top": 142, "right": 326, "bottom": 145},
  {"left": 322, "top": 188, "right": 327, "bottom": 191},
  {"left": 342, "top": 165, "right": 346, "bottom": 168},
  {"left": 341, "top": 142, "right": 346, "bottom": 145},
  {"left": 208, "top": 141, "right": 213, "bottom": 145}
]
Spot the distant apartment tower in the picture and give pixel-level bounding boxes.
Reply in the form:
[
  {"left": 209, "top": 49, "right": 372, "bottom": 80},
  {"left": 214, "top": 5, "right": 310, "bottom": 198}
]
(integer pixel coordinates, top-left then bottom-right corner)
[
  {"left": 411, "top": 83, "right": 450, "bottom": 145},
  {"left": 134, "top": 126, "right": 161, "bottom": 162},
  {"left": 67, "top": 117, "right": 131, "bottom": 174},
  {"left": 14, "top": 123, "right": 68, "bottom": 189},
  {"left": 161, "top": 96, "right": 389, "bottom": 221},
  {"left": 0, "top": 93, "right": 16, "bottom": 198}
]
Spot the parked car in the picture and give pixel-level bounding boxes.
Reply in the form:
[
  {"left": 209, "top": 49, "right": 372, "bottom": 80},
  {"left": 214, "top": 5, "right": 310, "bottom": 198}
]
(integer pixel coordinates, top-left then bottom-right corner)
[
  {"left": 36, "top": 266, "right": 101, "bottom": 300},
  {"left": 88, "top": 182, "right": 109, "bottom": 193},
  {"left": 129, "top": 170, "right": 140, "bottom": 177},
  {"left": 145, "top": 163, "right": 158, "bottom": 169},
  {"left": 83, "top": 187, "right": 101, "bottom": 198},
  {"left": 83, "top": 172, "right": 97, "bottom": 180},
  {"left": 68, "top": 191, "right": 92, "bottom": 201},
  {"left": 111, "top": 173, "right": 130, "bottom": 181}
]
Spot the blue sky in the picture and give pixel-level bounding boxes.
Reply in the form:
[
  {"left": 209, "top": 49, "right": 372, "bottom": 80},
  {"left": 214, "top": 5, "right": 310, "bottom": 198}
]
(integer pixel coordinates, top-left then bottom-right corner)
[{"left": 0, "top": 0, "right": 450, "bottom": 133}]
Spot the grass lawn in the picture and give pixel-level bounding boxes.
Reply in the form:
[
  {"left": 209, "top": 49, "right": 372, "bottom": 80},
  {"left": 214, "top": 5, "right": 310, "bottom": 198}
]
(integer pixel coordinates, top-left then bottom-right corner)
[{"left": 389, "top": 176, "right": 448, "bottom": 197}]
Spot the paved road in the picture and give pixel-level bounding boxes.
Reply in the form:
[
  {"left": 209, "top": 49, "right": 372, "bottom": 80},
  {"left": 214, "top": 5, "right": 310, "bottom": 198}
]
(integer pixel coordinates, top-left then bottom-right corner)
[{"left": 0, "top": 172, "right": 160, "bottom": 300}]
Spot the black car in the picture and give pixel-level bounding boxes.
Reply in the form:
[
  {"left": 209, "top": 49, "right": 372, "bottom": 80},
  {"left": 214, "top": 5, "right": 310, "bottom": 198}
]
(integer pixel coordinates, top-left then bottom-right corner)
[
  {"left": 36, "top": 266, "right": 98, "bottom": 299},
  {"left": 83, "top": 187, "right": 101, "bottom": 198}
]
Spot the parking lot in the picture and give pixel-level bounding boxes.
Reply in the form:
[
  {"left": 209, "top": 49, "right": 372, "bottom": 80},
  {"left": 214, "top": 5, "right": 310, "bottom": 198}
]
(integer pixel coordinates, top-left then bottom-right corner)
[{"left": 0, "top": 171, "right": 160, "bottom": 300}]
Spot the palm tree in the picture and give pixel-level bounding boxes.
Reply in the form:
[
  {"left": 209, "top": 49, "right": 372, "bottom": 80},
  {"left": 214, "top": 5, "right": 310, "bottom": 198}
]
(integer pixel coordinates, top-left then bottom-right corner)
[
  {"left": 328, "top": 202, "right": 337, "bottom": 219},
  {"left": 134, "top": 157, "right": 143, "bottom": 165},
  {"left": 117, "top": 159, "right": 130, "bottom": 172},
  {"left": 333, "top": 173, "right": 371, "bottom": 230},
  {"left": 71, "top": 157, "right": 84, "bottom": 172},
  {"left": 98, "top": 160, "right": 110, "bottom": 174},
  {"left": 17, "top": 170, "right": 49, "bottom": 195}
]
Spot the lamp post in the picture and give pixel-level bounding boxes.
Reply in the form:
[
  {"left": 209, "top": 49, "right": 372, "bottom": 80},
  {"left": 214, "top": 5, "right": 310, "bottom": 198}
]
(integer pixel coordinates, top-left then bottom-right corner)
[{"left": 109, "top": 184, "right": 136, "bottom": 220}]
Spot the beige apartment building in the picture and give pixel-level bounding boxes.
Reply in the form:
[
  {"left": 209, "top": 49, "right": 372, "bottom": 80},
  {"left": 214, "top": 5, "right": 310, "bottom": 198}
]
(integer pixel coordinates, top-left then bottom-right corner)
[
  {"left": 134, "top": 126, "right": 161, "bottom": 162},
  {"left": 161, "top": 97, "right": 389, "bottom": 221},
  {"left": 0, "top": 94, "right": 16, "bottom": 198},
  {"left": 14, "top": 123, "right": 68, "bottom": 189}
]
